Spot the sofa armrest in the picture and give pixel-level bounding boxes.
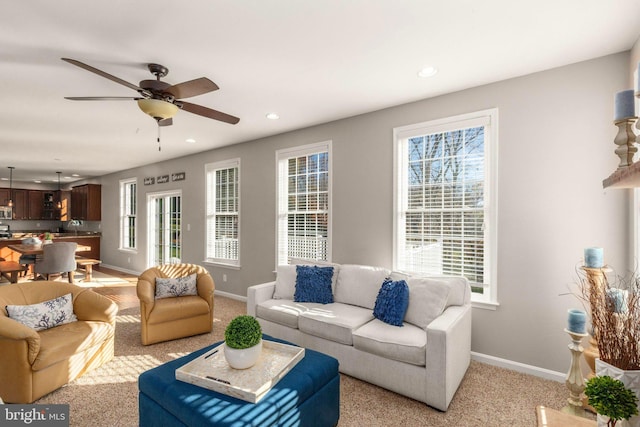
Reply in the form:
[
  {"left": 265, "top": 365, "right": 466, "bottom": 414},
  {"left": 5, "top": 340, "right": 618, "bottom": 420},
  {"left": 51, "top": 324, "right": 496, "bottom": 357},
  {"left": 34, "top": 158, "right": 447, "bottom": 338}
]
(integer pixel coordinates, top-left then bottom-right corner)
[
  {"left": 425, "top": 304, "right": 472, "bottom": 411},
  {"left": 73, "top": 289, "right": 118, "bottom": 325},
  {"left": 0, "top": 315, "right": 40, "bottom": 365},
  {"left": 247, "top": 281, "right": 276, "bottom": 316},
  {"left": 137, "top": 273, "right": 157, "bottom": 319},
  {"left": 196, "top": 273, "right": 215, "bottom": 309}
]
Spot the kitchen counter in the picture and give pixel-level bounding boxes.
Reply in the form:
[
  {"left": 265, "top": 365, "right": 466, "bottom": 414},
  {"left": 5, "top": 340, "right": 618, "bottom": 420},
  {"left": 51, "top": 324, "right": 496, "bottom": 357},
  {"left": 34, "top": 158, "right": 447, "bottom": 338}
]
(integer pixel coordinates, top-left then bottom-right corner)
[
  {"left": 2, "top": 231, "right": 101, "bottom": 240},
  {"left": 0, "top": 233, "right": 101, "bottom": 261}
]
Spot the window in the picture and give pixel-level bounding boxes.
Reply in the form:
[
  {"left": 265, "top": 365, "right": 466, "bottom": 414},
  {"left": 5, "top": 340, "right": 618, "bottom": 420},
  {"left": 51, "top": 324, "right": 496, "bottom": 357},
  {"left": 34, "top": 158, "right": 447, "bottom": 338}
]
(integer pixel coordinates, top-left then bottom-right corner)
[
  {"left": 205, "top": 159, "right": 240, "bottom": 266},
  {"left": 394, "top": 109, "right": 498, "bottom": 306},
  {"left": 119, "top": 178, "right": 137, "bottom": 250},
  {"left": 276, "top": 141, "right": 332, "bottom": 266}
]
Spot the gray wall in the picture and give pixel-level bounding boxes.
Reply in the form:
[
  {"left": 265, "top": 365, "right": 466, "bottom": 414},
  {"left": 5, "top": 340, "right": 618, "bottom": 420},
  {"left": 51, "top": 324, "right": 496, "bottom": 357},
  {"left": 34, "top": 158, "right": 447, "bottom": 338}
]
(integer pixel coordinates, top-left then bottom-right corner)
[{"left": 99, "top": 52, "right": 630, "bottom": 373}]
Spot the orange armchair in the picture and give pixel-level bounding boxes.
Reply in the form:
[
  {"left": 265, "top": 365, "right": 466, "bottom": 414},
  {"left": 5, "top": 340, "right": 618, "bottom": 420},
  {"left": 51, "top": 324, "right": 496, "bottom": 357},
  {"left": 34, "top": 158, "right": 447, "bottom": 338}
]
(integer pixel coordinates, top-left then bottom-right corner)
[
  {"left": 136, "top": 263, "right": 214, "bottom": 345},
  {"left": 0, "top": 281, "right": 117, "bottom": 403}
]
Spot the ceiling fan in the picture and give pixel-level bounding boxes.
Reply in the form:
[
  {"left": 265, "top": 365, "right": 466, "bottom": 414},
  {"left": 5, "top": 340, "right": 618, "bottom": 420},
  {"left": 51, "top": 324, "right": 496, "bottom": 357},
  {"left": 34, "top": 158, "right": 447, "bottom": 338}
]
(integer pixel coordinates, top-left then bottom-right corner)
[{"left": 61, "top": 58, "right": 240, "bottom": 127}]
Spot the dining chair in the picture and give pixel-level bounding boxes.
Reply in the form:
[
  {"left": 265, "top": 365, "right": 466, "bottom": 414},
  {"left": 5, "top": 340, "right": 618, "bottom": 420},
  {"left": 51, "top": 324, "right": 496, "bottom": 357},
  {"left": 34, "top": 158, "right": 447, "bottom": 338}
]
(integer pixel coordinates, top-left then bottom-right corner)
[{"left": 34, "top": 242, "right": 78, "bottom": 282}]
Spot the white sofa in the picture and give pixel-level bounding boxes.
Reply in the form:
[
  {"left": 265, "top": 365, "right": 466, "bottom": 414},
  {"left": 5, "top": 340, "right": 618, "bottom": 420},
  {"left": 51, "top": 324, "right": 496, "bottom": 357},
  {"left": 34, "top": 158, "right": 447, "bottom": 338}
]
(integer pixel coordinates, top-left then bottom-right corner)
[{"left": 247, "top": 262, "right": 472, "bottom": 411}]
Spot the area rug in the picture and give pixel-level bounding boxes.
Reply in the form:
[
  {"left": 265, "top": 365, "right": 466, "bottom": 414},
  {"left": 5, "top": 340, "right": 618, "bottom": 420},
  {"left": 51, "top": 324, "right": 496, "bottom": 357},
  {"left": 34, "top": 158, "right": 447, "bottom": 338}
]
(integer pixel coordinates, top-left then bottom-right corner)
[{"left": 34, "top": 289, "right": 582, "bottom": 426}]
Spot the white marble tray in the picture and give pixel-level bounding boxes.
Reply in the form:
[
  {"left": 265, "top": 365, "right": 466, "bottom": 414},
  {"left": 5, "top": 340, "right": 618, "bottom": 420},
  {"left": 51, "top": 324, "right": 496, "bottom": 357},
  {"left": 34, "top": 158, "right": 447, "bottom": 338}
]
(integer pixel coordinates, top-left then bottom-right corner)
[{"left": 175, "top": 340, "right": 305, "bottom": 403}]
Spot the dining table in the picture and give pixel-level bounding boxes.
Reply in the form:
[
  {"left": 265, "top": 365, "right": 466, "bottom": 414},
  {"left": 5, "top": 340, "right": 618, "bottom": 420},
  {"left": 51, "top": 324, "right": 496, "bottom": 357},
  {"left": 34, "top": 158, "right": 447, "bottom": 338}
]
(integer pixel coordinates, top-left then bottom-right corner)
[
  {"left": 8, "top": 243, "right": 91, "bottom": 283},
  {"left": 8, "top": 243, "right": 91, "bottom": 255}
]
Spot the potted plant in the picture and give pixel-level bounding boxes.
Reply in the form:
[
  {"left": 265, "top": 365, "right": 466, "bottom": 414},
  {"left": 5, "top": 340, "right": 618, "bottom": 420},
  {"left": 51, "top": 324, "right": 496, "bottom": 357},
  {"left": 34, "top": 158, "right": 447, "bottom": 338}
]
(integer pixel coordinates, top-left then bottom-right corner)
[
  {"left": 585, "top": 375, "right": 638, "bottom": 427},
  {"left": 223, "top": 315, "right": 262, "bottom": 369},
  {"left": 577, "top": 268, "right": 640, "bottom": 426}
]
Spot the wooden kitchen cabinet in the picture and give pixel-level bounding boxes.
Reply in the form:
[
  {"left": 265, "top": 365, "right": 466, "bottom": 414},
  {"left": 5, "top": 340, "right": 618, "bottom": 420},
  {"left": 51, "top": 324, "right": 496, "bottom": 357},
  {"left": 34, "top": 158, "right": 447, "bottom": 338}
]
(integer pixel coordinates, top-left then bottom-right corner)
[
  {"left": 55, "top": 190, "right": 71, "bottom": 221},
  {"left": 71, "top": 184, "right": 101, "bottom": 221},
  {"left": 28, "top": 190, "right": 44, "bottom": 220},
  {"left": 12, "top": 189, "right": 28, "bottom": 220},
  {"left": 0, "top": 189, "right": 10, "bottom": 206}
]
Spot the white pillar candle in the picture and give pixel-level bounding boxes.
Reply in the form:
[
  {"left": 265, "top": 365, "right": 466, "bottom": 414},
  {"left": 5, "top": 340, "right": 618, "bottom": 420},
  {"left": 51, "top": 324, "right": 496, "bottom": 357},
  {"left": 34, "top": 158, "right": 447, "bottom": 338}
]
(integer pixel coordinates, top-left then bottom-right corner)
[{"left": 614, "top": 89, "right": 635, "bottom": 121}]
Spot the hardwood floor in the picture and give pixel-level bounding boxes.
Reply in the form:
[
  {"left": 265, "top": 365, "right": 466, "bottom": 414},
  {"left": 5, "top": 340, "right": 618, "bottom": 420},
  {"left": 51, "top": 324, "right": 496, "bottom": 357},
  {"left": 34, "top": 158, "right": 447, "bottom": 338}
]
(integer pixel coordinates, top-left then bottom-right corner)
[{"left": 90, "top": 266, "right": 139, "bottom": 310}]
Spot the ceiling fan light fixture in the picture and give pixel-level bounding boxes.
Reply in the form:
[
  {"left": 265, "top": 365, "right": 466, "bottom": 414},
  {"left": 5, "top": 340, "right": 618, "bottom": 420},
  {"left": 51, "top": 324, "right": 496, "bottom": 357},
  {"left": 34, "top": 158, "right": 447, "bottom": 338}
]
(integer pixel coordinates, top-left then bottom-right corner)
[{"left": 137, "top": 98, "right": 179, "bottom": 120}]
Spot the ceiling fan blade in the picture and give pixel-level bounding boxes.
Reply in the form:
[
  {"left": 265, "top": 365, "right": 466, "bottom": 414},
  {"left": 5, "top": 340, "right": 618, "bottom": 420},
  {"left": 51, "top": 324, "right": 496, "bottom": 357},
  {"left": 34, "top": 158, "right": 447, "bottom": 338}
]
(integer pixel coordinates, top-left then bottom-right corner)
[
  {"left": 158, "top": 118, "right": 173, "bottom": 127},
  {"left": 61, "top": 58, "right": 143, "bottom": 93},
  {"left": 179, "top": 101, "right": 240, "bottom": 124},
  {"left": 64, "top": 96, "right": 140, "bottom": 101},
  {"left": 165, "top": 78, "right": 219, "bottom": 99}
]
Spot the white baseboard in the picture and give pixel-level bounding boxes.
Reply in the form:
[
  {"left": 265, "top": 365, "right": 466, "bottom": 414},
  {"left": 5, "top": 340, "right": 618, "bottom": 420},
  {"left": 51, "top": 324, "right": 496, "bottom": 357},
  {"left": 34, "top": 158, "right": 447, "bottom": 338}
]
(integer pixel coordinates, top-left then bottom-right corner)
[
  {"left": 471, "top": 351, "right": 565, "bottom": 382},
  {"left": 100, "top": 264, "right": 141, "bottom": 276},
  {"left": 215, "top": 289, "right": 247, "bottom": 303}
]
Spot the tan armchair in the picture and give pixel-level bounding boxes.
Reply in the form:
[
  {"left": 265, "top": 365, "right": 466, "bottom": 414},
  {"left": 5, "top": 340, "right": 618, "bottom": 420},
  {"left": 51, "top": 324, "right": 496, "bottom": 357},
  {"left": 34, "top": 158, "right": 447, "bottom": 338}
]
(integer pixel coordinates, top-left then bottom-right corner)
[
  {"left": 0, "top": 281, "right": 117, "bottom": 403},
  {"left": 137, "top": 263, "right": 214, "bottom": 345}
]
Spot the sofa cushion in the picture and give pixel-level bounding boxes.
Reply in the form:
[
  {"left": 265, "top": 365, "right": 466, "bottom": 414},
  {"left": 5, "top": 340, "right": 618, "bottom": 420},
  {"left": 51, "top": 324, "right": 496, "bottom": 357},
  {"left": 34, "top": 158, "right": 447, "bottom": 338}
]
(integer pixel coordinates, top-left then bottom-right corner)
[
  {"left": 273, "top": 265, "right": 297, "bottom": 300},
  {"left": 6, "top": 293, "right": 77, "bottom": 331},
  {"left": 256, "top": 300, "right": 325, "bottom": 329},
  {"left": 32, "top": 320, "right": 114, "bottom": 371},
  {"left": 148, "top": 295, "right": 210, "bottom": 324},
  {"left": 334, "top": 264, "right": 390, "bottom": 310},
  {"left": 404, "top": 278, "right": 450, "bottom": 329},
  {"left": 352, "top": 319, "right": 426, "bottom": 366},
  {"left": 294, "top": 265, "right": 334, "bottom": 304},
  {"left": 290, "top": 258, "right": 341, "bottom": 294},
  {"left": 298, "top": 303, "right": 374, "bottom": 345},
  {"left": 155, "top": 274, "right": 198, "bottom": 299},
  {"left": 373, "top": 279, "right": 409, "bottom": 327}
]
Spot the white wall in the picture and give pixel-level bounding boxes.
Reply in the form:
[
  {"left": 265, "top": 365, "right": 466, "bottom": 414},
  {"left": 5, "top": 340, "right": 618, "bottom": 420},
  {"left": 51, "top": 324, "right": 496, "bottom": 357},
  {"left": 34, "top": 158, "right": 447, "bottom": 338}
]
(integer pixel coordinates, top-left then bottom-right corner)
[{"left": 99, "top": 52, "right": 630, "bottom": 373}]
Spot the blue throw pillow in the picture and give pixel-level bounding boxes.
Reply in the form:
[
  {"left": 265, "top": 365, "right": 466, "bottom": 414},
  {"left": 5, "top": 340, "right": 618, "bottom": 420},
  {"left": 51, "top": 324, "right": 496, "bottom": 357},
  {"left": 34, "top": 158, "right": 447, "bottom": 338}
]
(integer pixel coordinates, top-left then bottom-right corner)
[
  {"left": 294, "top": 265, "right": 334, "bottom": 304},
  {"left": 373, "top": 279, "right": 409, "bottom": 326}
]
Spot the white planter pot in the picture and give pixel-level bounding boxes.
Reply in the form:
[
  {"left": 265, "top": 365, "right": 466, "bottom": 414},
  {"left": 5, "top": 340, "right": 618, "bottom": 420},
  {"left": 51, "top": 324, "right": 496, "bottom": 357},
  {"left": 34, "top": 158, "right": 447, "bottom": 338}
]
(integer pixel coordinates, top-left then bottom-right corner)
[
  {"left": 595, "top": 359, "right": 640, "bottom": 427},
  {"left": 223, "top": 339, "right": 262, "bottom": 370}
]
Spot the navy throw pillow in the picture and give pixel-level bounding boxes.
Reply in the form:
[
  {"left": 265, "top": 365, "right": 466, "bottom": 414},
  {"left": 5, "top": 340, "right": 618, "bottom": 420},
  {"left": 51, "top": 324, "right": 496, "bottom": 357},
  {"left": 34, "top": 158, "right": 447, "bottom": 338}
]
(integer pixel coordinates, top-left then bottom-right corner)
[
  {"left": 294, "top": 265, "right": 334, "bottom": 304},
  {"left": 373, "top": 279, "right": 409, "bottom": 326}
]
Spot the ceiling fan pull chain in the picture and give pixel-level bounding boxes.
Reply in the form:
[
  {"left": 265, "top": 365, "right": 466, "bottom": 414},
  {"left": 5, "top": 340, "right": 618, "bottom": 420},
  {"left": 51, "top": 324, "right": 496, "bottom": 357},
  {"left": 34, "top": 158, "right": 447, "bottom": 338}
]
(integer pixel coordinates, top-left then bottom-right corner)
[{"left": 157, "top": 122, "right": 161, "bottom": 152}]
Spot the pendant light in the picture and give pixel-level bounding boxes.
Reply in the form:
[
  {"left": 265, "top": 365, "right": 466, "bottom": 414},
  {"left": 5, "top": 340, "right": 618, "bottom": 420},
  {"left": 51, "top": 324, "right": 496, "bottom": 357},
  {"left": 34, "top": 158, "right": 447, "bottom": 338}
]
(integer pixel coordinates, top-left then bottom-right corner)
[
  {"left": 7, "top": 166, "right": 14, "bottom": 207},
  {"left": 56, "top": 172, "right": 62, "bottom": 209}
]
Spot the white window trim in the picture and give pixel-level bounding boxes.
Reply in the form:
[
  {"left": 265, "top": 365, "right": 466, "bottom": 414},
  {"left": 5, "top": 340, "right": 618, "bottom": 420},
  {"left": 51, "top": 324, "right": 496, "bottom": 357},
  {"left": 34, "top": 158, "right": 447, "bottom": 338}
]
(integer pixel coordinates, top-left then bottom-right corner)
[
  {"left": 393, "top": 109, "right": 499, "bottom": 308},
  {"left": 119, "top": 177, "right": 137, "bottom": 252},
  {"left": 204, "top": 158, "right": 241, "bottom": 268},
  {"left": 275, "top": 140, "right": 333, "bottom": 267}
]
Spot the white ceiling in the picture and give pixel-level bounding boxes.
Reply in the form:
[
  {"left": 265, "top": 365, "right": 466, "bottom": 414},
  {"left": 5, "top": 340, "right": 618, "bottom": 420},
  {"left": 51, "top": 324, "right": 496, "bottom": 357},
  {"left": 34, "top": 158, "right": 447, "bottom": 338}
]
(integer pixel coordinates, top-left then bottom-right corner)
[{"left": 2, "top": 1, "right": 639, "bottom": 185}]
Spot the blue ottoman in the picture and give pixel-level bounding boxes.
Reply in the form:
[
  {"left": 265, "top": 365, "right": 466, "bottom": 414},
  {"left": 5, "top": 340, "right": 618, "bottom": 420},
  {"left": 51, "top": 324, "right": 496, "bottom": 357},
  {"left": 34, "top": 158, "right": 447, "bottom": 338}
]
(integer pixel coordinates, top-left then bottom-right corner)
[{"left": 138, "top": 335, "right": 340, "bottom": 426}]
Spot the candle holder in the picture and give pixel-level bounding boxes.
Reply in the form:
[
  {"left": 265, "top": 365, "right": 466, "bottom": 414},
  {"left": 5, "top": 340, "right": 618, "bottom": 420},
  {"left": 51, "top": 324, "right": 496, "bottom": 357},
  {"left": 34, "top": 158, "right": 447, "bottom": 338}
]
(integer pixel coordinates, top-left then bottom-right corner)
[
  {"left": 613, "top": 117, "right": 638, "bottom": 169},
  {"left": 561, "top": 328, "right": 588, "bottom": 418}
]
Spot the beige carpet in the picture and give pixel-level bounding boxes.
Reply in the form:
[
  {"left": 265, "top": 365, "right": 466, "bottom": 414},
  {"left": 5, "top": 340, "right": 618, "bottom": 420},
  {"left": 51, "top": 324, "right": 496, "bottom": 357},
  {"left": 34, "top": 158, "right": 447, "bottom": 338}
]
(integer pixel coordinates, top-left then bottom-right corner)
[{"left": 34, "top": 287, "right": 596, "bottom": 426}]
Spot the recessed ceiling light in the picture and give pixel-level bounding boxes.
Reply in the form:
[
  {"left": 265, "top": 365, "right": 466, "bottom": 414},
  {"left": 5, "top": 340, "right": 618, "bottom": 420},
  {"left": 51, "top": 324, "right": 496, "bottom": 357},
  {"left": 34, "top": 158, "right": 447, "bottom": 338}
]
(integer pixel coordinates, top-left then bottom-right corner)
[
  {"left": 266, "top": 112, "right": 280, "bottom": 120},
  {"left": 186, "top": 138, "right": 196, "bottom": 144},
  {"left": 417, "top": 66, "right": 438, "bottom": 78},
  {"left": 71, "top": 174, "right": 79, "bottom": 177},
  {"left": 34, "top": 180, "right": 41, "bottom": 183},
  {"left": 0, "top": 178, "right": 7, "bottom": 181}
]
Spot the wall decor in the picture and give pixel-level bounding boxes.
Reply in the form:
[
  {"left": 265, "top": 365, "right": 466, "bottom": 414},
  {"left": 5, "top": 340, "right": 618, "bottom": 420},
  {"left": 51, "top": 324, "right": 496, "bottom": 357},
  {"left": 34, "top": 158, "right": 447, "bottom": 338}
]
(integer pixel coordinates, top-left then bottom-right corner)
[
  {"left": 144, "top": 177, "right": 155, "bottom": 185},
  {"left": 172, "top": 172, "right": 186, "bottom": 182},
  {"left": 157, "top": 175, "right": 170, "bottom": 184}
]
